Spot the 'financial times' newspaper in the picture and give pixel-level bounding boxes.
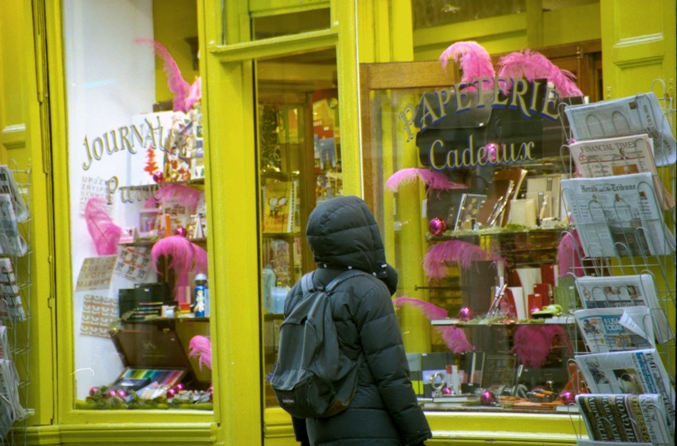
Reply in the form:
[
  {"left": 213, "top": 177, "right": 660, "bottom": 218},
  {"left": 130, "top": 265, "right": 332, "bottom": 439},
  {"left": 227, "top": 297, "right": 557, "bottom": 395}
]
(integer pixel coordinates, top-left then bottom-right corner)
[
  {"left": 561, "top": 173, "right": 675, "bottom": 258},
  {"left": 564, "top": 92, "right": 676, "bottom": 166},
  {"left": 575, "top": 348, "right": 675, "bottom": 430},
  {"left": 575, "top": 274, "right": 673, "bottom": 344},
  {"left": 568, "top": 133, "right": 674, "bottom": 209}
]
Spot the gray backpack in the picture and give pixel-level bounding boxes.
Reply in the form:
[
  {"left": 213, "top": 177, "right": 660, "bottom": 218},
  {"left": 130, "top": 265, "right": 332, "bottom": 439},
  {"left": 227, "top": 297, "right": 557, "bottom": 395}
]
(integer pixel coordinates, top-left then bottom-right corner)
[{"left": 271, "top": 270, "right": 364, "bottom": 418}]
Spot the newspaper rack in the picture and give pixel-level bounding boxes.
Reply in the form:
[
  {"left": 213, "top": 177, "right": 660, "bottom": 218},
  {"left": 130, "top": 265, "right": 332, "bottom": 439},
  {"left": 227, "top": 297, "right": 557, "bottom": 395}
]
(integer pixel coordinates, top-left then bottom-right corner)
[
  {"left": 559, "top": 83, "right": 676, "bottom": 445},
  {"left": 0, "top": 165, "right": 32, "bottom": 446}
]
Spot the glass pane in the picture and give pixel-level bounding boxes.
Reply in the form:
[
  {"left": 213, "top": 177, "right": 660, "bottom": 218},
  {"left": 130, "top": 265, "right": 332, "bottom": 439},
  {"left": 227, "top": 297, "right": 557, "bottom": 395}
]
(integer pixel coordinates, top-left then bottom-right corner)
[
  {"left": 364, "top": 83, "right": 579, "bottom": 414},
  {"left": 257, "top": 49, "right": 341, "bottom": 408},
  {"left": 252, "top": 8, "right": 331, "bottom": 40},
  {"left": 412, "top": 0, "right": 526, "bottom": 29},
  {"left": 63, "top": 0, "right": 212, "bottom": 410}
]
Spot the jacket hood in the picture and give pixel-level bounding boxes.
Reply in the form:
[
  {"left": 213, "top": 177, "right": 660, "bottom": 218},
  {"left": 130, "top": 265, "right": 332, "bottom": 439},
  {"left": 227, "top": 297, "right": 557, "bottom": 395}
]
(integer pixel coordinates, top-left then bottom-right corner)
[{"left": 306, "top": 196, "right": 394, "bottom": 281}]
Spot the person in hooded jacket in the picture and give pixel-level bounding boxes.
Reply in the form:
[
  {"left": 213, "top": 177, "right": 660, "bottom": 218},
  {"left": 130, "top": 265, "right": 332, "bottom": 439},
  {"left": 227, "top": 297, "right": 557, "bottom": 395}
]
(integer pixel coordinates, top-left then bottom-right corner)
[{"left": 284, "top": 195, "right": 432, "bottom": 446}]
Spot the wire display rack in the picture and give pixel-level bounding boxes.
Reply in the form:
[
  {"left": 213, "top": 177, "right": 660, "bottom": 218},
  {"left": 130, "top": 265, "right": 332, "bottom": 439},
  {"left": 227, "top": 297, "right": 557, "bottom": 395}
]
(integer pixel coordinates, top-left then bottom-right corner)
[{"left": 0, "top": 165, "right": 32, "bottom": 446}]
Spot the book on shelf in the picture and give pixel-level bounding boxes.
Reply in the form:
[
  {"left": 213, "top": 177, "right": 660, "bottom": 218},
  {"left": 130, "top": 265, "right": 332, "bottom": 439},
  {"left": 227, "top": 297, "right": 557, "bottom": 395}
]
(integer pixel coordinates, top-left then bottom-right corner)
[
  {"left": 575, "top": 348, "right": 675, "bottom": 430},
  {"left": 564, "top": 91, "right": 676, "bottom": 167},
  {"left": 262, "top": 178, "right": 297, "bottom": 234},
  {"left": 561, "top": 172, "right": 676, "bottom": 258},
  {"left": 574, "top": 307, "right": 655, "bottom": 353},
  {"left": 577, "top": 393, "right": 673, "bottom": 445},
  {"left": 569, "top": 133, "right": 674, "bottom": 209},
  {"left": 575, "top": 274, "right": 673, "bottom": 344}
]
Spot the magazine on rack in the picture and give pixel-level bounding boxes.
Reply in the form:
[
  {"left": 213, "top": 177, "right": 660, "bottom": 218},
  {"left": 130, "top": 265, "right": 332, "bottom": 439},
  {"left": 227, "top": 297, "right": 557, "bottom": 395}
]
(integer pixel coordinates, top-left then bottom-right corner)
[
  {"left": 574, "top": 307, "right": 655, "bottom": 353},
  {"left": 564, "top": 92, "right": 677, "bottom": 166},
  {"left": 0, "top": 357, "right": 27, "bottom": 433},
  {"left": 575, "top": 348, "right": 675, "bottom": 430},
  {"left": 577, "top": 393, "right": 673, "bottom": 444},
  {"left": 561, "top": 173, "right": 676, "bottom": 258},
  {"left": 0, "top": 165, "right": 29, "bottom": 223},
  {"left": 575, "top": 274, "right": 673, "bottom": 344},
  {"left": 569, "top": 133, "right": 674, "bottom": 209}
]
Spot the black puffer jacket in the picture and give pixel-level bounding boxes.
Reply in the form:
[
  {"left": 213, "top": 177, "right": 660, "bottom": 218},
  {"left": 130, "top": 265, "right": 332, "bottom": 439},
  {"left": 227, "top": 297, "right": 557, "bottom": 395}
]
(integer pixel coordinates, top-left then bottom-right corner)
[{"left": 285, "top": 196, "right": 432, "bottom": 446}]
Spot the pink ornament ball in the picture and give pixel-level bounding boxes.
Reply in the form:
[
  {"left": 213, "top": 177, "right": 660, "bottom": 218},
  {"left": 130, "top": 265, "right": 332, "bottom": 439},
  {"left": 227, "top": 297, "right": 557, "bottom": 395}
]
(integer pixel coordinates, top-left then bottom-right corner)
[
  {"left": 117, "top": 390, "right": 127, "bottom": 400},
  {"left": 166, "top": 388, "right": 176, "bottom": 398},
  {"left": 174, "top": 383, "right": 185, "bottom": 392},
  {"left": 530, "top": 307, "right": 540, "bottom": 315},
  {"left": 152, "top": 171, "right": 163, "bottom": 183},
  {"left": 559, "top": 391, "right": 575, "bottom": 405},
  {"left": 428, "top": 217, "right": 447, "bottom": 236},
  {"left": 457, "top": 306, "right": 473, "bottom": 321},
  {"left": 174, "top": 227, "right": 187, "bottom": 237},
  {"left": 441, "top": 387, "right": 452, "bottom": 395},
  {"left": 480, "top": 390, "right": 496, "bottom": 406},
  {"left": 106, "top": 389, "right": 117, "bottom": 399},
  {"left": 89, "top": 387, "right": 99, "bottom": 397}
]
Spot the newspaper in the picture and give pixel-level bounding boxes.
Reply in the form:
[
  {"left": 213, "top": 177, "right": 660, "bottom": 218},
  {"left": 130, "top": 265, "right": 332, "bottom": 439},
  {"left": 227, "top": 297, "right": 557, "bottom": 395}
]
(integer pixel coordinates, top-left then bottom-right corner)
[
  {"left": 0, "top": 358, "right": 27, "bottom": 435},
  {"left": 575, "top": 348, "right": 675, "bottom": 430},
  {"left": 0, "top": 258, "right": 25, "bottom": 322},
  {"left": 575, "top": 274, "right": 673, "bottom": 344},
  {"left": 561, "top": 173, "right": 676, "bottom": 258},
  {"left": 0, "top": 326, "right": 9, "bottom": 360},
  {"left": 574, "top": 307, "right": 655, "bottom": 353},
  {"left": 564, "top": 92, "right": 677, "bottom": 166},
  {"left": 0, "top": 194, "right": 28, "bottom": 257},
  {"left": 569, "top": 133, "right": 674, "bottom": 209},
  {"left": 577, "top": 394, "right": 672, "bottom": 445},
  {"left": 0, "top": 165, "right": 29, "bottom": 223}
]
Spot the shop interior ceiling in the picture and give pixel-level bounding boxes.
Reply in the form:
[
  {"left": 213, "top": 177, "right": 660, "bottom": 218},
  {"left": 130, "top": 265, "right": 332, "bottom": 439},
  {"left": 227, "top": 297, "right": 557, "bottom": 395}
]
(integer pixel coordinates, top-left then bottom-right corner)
[{"left": 412, "top": 0, "right": 600, "bottom": 29}]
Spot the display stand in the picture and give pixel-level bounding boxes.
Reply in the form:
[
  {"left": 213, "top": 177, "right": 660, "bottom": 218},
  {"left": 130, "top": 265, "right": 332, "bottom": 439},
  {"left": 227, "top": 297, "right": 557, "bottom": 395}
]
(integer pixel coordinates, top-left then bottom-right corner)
[
  {"left": 558, "top": 82, "right": 676, "bottom": 446},
  {"left": 0, "top": 165, "right": 32, "bottom": 446}
]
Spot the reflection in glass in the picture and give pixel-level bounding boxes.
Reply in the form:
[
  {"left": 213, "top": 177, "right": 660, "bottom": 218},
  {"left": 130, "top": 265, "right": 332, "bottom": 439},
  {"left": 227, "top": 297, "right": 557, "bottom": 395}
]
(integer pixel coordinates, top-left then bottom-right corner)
[{"left": 257, "top": 50, "right": 341, "bottom": 408}]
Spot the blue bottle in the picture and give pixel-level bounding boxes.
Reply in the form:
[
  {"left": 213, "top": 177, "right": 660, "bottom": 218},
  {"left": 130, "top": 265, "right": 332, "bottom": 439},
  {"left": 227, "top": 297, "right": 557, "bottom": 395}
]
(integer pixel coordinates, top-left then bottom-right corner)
[{"left": 193, "top": 274, "right": 209, "bottom": 317}]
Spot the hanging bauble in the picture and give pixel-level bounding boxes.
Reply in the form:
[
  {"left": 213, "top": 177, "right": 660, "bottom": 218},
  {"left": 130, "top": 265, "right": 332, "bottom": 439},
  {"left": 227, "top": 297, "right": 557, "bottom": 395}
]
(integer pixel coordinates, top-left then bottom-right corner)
[
  {"left": 152, "top": 171, "right": 164, "bottom": 183},
  {"left": 174, "top": 226, "right": 187, "bottom": 237},
  {"left": 480, "top": 390, "right": 496, "bottom": 406},
  {"left": 457, "top": 306, "right": 473, "bottom": 321},
  {"left": 428, "top": 217, "right": 447, "bottom": 236}
]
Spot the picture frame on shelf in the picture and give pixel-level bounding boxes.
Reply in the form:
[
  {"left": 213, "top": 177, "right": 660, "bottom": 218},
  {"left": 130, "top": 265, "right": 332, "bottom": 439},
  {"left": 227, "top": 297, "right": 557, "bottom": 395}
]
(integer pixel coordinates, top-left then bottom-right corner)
[{"left": 138, "top": 209, "right": 162, "bottom": 238}]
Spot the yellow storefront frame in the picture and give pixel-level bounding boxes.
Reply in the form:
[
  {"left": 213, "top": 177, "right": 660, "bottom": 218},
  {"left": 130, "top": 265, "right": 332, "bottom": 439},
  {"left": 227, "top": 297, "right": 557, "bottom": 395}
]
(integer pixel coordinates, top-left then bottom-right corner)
[{"left": 11, "top": 0, "right": 673, "bottom": 444}]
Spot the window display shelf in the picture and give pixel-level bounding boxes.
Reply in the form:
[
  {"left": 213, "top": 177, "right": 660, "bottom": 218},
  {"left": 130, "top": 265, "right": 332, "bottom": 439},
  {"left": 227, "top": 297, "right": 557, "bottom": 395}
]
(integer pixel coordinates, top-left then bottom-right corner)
[{"left": 430, "top": 316, "right": 575, "bottom": 326}]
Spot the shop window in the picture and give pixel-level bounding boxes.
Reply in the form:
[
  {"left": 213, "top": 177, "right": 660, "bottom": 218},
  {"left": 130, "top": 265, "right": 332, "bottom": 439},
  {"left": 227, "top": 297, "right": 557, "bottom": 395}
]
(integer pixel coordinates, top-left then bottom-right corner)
[
  {"left": 362, "top": 35, "right": 675, "bottom": 432},
  {"left": 256, "top": 49, "right": 341, "bottom": 409},
  {"left": 63, "top": 0, "right": 211, "bottom": 410},
  {"left": 252, "top": 7, "right": 331, "bottom": 40}
]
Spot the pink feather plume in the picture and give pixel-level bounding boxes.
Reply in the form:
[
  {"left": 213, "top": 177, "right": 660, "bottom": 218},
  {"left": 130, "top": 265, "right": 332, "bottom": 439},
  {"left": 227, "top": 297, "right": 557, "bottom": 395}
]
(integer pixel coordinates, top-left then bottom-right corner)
[
  {"left": 385, "top": 168, "right": 467, "bottom": 193},
  {"left": 438, "top": 326, "right": 475, "bottom": 354},
  {"left": 439, "top": 41, "right": 495, "bottom": 88},
  {"left": 188, "top": 335, "right": 212, "bottom": 370},
  {"left": 557, "top": 230, "right": 585, "bottom": 278},
  {"left": 393, "top": 296, "right": 474, "bottom": 353},
  {"left": 393, "top": 296, "right": 449, "bottom": 320},
  {"left": 151, "top": 235, "right": 208, "bottom": 297},
  {"left": 135, "top": 38, "right": 201, "bottom": 113},
  {"left": 424, "top": 240, "right": 507, "bottom": 282},
  {"left": 84, "top": 197, "right": 122, "bottom": 256},
  {"left": 497, "top": 50, "right": 583, "bottom": 97},
  {"left": 145, "top": 183, "right": 202, "bottom": 210},
  {"left": 510, "top": 325, "right": 572, "bottom": 368}
]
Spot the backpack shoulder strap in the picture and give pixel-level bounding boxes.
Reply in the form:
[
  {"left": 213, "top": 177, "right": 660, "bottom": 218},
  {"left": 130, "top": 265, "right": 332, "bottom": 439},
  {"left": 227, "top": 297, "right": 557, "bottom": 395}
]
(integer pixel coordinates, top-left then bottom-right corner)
[
  {"left": 324, "top": 270, "right": 368, "bottom": 293},
  {"left": 300, "top": 272, "right": 317, "bottom": 294}
]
